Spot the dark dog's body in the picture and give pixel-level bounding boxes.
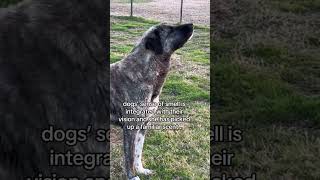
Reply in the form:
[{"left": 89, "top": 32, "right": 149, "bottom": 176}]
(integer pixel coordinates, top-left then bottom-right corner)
[
  {"left": 110, "top": 24, "right": 193, "bottom": 179},
  {"left": 0, "top": 0, "right": 108, "bottom": 179}
]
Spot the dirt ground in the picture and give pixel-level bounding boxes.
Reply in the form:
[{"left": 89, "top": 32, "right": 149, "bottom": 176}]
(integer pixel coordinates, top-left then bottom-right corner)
[{"left": 111, "top": 0, "right": 210, "bottom": 25}]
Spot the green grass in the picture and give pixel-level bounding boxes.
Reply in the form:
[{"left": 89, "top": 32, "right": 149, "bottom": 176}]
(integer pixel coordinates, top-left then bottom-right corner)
[
  {"left": 212, "top": 0, "right": 320, "bottom": 179},
  {"left": 111, "top": 16, "right": 210, "bottom": 179},
  {"left": 271, "top": 0, "right": 320, "bottom": 13},
  {"left": 110, "top": 44, "right": 133, "bottom": 63},
  {"left": 213, "top": 45, "right": 320, "bottom": 179},
  {"left": 213, "top": 61, "right": 320, "bottom": 126},
  {"left": 163, "top": 74, "right": 209, "bottom": 102}
]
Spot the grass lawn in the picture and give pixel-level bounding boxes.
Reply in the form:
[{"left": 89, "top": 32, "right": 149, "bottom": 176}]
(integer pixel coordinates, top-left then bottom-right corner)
[
  {"left": 212, "top": 0, "right": 320, "bottom": 179},
  {"left": 110, "top": 16, "right": 210, "bottom": 179}
]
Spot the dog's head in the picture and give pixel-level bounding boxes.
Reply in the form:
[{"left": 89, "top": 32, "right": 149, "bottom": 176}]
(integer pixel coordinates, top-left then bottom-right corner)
[{"left": 136, "top": 23, "right": 193, "bottom": 56}]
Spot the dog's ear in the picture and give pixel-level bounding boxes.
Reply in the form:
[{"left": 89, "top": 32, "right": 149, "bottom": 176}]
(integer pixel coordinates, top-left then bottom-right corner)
[{"left": 145, "top": 32, "right": 163, "bottom": 54}]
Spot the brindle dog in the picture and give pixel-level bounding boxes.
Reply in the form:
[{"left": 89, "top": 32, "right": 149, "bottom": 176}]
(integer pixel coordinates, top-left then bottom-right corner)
[{"left": 110, "top": 23, "right": 193, "bottom": 180}]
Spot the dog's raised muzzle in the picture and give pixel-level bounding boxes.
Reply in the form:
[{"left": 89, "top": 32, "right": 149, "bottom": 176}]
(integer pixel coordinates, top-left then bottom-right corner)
[
  {"left": 177, "top": 23, "right": 194, "bottom": 38},
  {"left": 171, "top": 23, "right": 194, "bottom": 51}
]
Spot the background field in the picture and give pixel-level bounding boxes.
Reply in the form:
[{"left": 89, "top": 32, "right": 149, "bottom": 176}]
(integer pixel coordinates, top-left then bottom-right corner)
[
  {"left": 212, "top": 0, "right": 320, "bottom": 179},
  {"left": 111, "top": 0, "right": 210, "bottom": 25},
  {"left": 110, "top": 16, "right": 210, "bottom": 179}
]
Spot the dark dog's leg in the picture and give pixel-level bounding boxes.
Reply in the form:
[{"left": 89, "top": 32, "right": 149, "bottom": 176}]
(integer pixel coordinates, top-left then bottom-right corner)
[
  {"left": 123, "top": 127, "right": 153, "bottom": 180},
  {"left": 133, "top": 129, "right": 153, "bottom": 175},
  {"left": 123, "top": 128, "right": 138, "bottom": 180}
]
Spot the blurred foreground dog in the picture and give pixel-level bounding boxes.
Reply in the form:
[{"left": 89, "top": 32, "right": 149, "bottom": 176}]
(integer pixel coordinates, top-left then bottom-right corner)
[
  {"left": 0, "top": 0, "right": 108, "bottom": 179},
  {"left": 110, "top": 23, "right": 193, "bottom": 179}
]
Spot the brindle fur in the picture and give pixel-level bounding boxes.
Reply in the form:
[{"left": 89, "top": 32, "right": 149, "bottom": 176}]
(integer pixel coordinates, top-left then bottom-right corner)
[{"left": 110, "top": 23, "right": 193, "bottom": 180}]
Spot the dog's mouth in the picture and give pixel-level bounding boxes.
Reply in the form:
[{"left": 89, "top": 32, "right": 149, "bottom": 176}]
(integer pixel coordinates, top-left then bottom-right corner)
[{"left": 151, "top": 93, "right": 158, "bottom": 102}]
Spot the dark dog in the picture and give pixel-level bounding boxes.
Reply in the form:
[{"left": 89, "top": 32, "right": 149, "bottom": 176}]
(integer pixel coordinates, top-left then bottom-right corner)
[
  {"left": 0, "top": 0, "right": 108, "bottom": 179},
  {"left": 110, "top": 23, "right": 193, "bottom": 179}
]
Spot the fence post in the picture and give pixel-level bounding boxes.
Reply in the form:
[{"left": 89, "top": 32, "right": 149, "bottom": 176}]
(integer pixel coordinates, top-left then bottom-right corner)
[
  {"left": 130, "top": 0, "right": 133, "bottom": 17},
  {"left": 180, "top": 0, "right": 183, "bottom": 23}
]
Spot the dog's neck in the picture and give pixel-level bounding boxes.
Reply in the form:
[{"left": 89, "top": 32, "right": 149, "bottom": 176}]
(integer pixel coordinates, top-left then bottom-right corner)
[
  {"left": 115, "top": 49, "right": 171, "bottom": 81},
  {"left": 111, "top": 49, "right": 172, "bottom": 103}
]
